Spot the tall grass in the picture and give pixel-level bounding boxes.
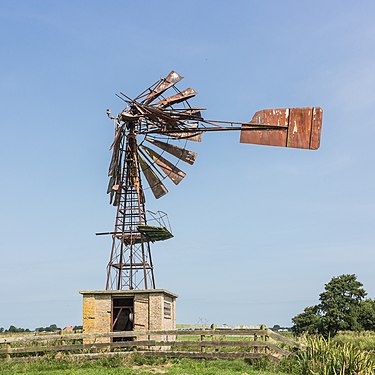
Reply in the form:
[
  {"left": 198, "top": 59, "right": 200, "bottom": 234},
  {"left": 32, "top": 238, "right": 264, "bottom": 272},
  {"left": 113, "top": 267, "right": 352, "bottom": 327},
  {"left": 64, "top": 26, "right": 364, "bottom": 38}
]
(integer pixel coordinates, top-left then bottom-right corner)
[
  {"left": 333, "top": 331, "right": 375, "bottom": 351},
  {"left": 296, "top": 334, "right": 375, "bottom": 375}
]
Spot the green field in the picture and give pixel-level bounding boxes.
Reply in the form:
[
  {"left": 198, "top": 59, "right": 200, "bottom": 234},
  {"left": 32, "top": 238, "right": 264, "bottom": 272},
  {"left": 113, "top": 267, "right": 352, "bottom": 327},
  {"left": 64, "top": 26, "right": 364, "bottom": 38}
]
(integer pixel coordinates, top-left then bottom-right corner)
[
  {"left": 0, "top": 357, "right": 287, "bottom": 375},
  {"left": 1, "top": 331, "right": 375, "bottom": 374}
]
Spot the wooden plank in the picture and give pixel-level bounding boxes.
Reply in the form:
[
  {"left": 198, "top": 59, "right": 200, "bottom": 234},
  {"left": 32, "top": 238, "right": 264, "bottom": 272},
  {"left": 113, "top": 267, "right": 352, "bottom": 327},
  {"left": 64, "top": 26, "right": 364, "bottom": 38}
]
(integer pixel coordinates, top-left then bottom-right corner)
[
  {"left": 4, "top": 350, "right": 270, "bottom": 362},
  {"left": 0, "top": 329, "right": 270, "bottom": 344},
  {"left": 266, "top": 329, "right": 298, "bottom": 348},
  {"left": 174, "top": 341, "right": 269, "bottom": 348},
  {"left": 1, "top": 340, "right": 154, "bottom": 354},
  {"left": 1, "top": 340, "right": 140, "bottom": 355},
  {"left": 0, "top": 333, "right": 86, "bottom": 344},
  {"left": 140, "top": 351, "right": 267, "bottom": 360},
  {"left": 0, "top": 340, "right": 279, "bottom": 355},
  {"left": 0, "top": 331, "right": 134, "bottom": 344},
  {"left": 175, "top": 329, "right": 269, "bottom": 337},
  {"left": 0, "top": 338, "right": 291, "bottom": 356},
  {"left": 1, "top": 343, "right": 86, "bottom": 354}
]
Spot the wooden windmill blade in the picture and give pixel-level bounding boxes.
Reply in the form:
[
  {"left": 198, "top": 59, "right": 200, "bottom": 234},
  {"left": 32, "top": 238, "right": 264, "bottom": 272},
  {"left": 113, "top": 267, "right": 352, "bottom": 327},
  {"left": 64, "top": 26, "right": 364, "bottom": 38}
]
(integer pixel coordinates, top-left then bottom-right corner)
[{"left": 240, "top": 107, "right": 323, "bottom": 150}]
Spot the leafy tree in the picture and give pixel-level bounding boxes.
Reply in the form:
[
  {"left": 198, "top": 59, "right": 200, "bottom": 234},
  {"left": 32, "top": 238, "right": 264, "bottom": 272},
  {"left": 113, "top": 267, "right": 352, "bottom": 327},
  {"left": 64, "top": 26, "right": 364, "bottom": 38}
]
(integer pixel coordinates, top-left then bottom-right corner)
[
  {"left": 6, "top": 325, "right": 30, "bottom": 333},
  {"left": 292, "top": 274, "right": 372, "bottom": 336},
  {"left": 7, "top": 325, "right": 18, "bottom": 333},
  {"left": 73, "top": 325, "right": 83, "bottom": 332},
  {"left": 357, "top": 299, "right": 375, "bottom": 331},
  {"left": 0, "top": 327, "right": 4, "bottom": 333},
  {"left": 35, "top": 324, "right": 61, "bottom": 333},
  {"left": 45, "top": 324, "right": 58, "bottom": 332},
  {"left": 292, "top": 305, "right": 321, "bottom": 335},
  {"left": 319, "top": 274, "right": 366, "bottom": 335}
]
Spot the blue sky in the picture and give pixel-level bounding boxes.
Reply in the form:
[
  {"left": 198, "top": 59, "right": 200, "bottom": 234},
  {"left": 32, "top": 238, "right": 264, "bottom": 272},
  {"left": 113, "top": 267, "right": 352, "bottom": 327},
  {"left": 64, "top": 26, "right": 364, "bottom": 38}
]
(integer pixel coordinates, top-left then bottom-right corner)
[{"left": 0, "top": 0, "right": 374, "bottom": 329}]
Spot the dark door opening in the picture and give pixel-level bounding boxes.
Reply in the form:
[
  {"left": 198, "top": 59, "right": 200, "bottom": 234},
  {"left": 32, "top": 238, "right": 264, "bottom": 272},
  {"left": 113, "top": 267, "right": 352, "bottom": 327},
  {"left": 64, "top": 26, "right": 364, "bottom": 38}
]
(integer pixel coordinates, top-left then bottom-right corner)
[{"left": 112, "top": 297, "right": 134, "bottom": 341}]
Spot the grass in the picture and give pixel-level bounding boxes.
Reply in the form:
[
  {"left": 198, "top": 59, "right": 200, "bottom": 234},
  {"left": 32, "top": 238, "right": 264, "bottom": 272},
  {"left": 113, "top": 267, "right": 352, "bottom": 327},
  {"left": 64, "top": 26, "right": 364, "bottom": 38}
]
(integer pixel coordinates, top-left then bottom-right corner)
[
  {"left": 295, "top": 334, "right": 375, "bottom": 374},
  {"left": 2, "top": 331, "right": 375, "bottom": 374},
  {"left": 333, "top": 330, "right": 375, "bottom": 351},
  {"left": 0, "top": 356, "right": 288, "bottom": 375}
]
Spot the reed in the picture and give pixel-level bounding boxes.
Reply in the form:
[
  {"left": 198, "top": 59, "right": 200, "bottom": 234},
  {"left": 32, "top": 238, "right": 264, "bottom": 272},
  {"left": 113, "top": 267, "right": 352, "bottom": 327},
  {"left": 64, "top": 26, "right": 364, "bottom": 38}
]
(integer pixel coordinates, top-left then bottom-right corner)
[{"left": 296, "top": 334, "right": 375, "bottom": 375}]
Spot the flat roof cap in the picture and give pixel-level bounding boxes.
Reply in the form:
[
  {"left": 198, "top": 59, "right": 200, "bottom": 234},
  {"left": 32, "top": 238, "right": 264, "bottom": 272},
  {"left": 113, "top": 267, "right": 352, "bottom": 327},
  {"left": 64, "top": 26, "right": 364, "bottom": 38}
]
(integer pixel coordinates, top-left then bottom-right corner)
[{"left": 79, "top": 289, "right": 178, "bottom": 298}]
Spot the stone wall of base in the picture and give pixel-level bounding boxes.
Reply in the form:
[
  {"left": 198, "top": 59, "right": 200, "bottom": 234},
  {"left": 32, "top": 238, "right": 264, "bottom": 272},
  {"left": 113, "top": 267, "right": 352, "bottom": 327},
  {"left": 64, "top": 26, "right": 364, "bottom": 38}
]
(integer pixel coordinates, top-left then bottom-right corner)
[{"left": 80, "top": 289, "right": 177, "bottom": 343}]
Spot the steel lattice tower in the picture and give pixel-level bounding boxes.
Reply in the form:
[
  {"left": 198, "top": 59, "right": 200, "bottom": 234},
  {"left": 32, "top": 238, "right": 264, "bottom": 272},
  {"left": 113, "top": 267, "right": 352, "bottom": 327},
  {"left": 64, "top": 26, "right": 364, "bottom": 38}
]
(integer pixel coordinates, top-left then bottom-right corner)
[{"left": 106, "top": 124, "right": 155, "bottom": 290}]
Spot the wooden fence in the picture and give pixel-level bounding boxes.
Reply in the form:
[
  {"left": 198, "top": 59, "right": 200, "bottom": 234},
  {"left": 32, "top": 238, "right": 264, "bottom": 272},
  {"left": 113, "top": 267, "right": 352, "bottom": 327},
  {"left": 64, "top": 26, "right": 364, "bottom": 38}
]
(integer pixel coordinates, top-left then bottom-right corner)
[{"left": 0, "top": 327, "right": 298, "bottom": 362}]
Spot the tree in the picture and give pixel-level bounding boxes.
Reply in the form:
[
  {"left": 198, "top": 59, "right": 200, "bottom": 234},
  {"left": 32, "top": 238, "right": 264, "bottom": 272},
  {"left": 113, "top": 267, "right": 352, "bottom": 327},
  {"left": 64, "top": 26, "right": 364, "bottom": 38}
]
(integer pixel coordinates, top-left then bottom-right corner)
[
  {"left": 292, "top": 305, "right": 321, "bottom": 335},
  {"left": 357, "top": 299, "right": 375, "bottom": 331},
  {"left": 35, "top": 324, "right": 61, "bottom": 333},
  {"left": 6, "top": 325, "right": 30, "bottom": 333},
  {"left": 292, "top": 274, "right": 371, "bottom": 337},
  {"left": 73, "top": 325, "right": 83, "bottom": 332},
  {"left": 7, "top": 325, "right": 18, "bottom": 333},
  {"left": 319, "top": 274, "right": 366, "bottom": 336}
]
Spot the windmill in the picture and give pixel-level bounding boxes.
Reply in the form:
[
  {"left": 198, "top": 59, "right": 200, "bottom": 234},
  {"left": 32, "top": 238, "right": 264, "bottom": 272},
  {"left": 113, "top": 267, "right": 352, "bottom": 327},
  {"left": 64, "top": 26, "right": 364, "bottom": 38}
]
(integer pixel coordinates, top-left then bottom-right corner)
[{"left": 99, "top": 70, "right": 323, "bottom": 292}]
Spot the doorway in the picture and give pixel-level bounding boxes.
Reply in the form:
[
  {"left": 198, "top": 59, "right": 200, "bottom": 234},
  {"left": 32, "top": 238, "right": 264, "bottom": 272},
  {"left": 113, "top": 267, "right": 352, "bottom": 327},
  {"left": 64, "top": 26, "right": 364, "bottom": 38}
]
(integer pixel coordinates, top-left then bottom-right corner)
[{"left": 112, "top": 297, "right": 134, "bottom": 341}]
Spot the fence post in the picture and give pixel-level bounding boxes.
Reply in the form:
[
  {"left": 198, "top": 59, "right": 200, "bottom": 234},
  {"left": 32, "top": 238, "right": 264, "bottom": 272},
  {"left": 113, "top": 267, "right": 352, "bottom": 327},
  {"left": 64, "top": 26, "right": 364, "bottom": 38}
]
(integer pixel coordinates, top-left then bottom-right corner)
[
  {"left": 260, "top": 324, "right": 265, "bottom": 342},
  {"left": 259, "top": 325, "right": 266, "bottom": 353},
  {"left": 200, "top": 334, "right": 205, "bottom": 352},
  {"left": 254, "top": 333, "right": 258, "bottom": 353},
  {"left": 5, "top": 344, "right": 11, "bottom": 361},
  {"left": 210, "top": 324, "right": 219, "bottom": 353}
]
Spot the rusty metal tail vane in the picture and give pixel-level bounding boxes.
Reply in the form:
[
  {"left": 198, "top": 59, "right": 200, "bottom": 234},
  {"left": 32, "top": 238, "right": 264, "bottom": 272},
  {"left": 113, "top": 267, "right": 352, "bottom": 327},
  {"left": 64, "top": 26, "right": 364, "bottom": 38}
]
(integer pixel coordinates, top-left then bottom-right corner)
[{"left": 103, "top": 70, "right": 323, "bottom": 290}]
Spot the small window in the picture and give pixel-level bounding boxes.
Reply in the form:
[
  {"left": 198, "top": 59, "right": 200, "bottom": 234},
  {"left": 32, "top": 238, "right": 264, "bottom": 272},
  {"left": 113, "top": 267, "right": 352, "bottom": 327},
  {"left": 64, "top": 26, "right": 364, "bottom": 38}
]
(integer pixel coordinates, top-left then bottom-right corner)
[{"left": 164, "top": 301, "right": 172, "bottom": 319}]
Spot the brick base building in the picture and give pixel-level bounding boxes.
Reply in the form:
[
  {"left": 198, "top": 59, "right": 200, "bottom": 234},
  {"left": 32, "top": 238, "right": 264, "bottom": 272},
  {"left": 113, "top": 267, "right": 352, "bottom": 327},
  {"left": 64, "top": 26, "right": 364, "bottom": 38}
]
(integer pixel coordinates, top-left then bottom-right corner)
[{"left": 79, "top": 289, "right": 177, "bottom": 341}]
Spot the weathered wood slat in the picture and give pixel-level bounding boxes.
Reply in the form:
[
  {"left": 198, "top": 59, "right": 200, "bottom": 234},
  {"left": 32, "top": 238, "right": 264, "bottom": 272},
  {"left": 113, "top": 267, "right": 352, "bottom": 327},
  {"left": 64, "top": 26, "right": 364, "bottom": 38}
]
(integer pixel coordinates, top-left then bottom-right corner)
[
  {"left": 1, "top": 340, "right": 144, "bottom": 355},
  {"left": 0, "top": 327, "right": 296, "bottom": 362},
  {"left": 140, "top": 351, "right": 267, "bottom": 360},
  {"left": 0, "top": 329, "right": 269, "bottom": 344},
  {"left": 0, "top": 340, "right": 283, "bottom": 355},
  {"left": 265, "top": 329, "right": 298, "bottom": 348},
  {"left": 73, "top": 350, "right": 269, "bottom": 360},
  {"left": 4, "top": 350, "right": 270, "bottom": 362},
  {"left": 176, "top": 341, "right": 269, "bottom": 348},
  {"left": 176, "top": 329, "right": 269, "bottom": 336},
  {"left": 0, "top": 339, "right": 293, "bottom": 354}
]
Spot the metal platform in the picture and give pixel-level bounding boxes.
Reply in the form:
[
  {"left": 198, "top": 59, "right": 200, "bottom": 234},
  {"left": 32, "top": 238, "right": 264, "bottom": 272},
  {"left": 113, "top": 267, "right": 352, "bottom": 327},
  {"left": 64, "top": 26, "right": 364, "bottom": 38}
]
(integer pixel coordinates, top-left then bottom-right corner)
[{"left": 137, "top": 225, "right": 174, "bottom": 242}]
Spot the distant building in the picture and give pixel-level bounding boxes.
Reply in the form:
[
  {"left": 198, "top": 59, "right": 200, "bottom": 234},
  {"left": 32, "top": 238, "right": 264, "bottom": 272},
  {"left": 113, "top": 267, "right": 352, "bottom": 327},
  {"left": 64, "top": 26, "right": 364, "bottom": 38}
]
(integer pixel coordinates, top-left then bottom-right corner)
[{"left": 271, "top": 325, "right": 291, "bottom": 332}]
